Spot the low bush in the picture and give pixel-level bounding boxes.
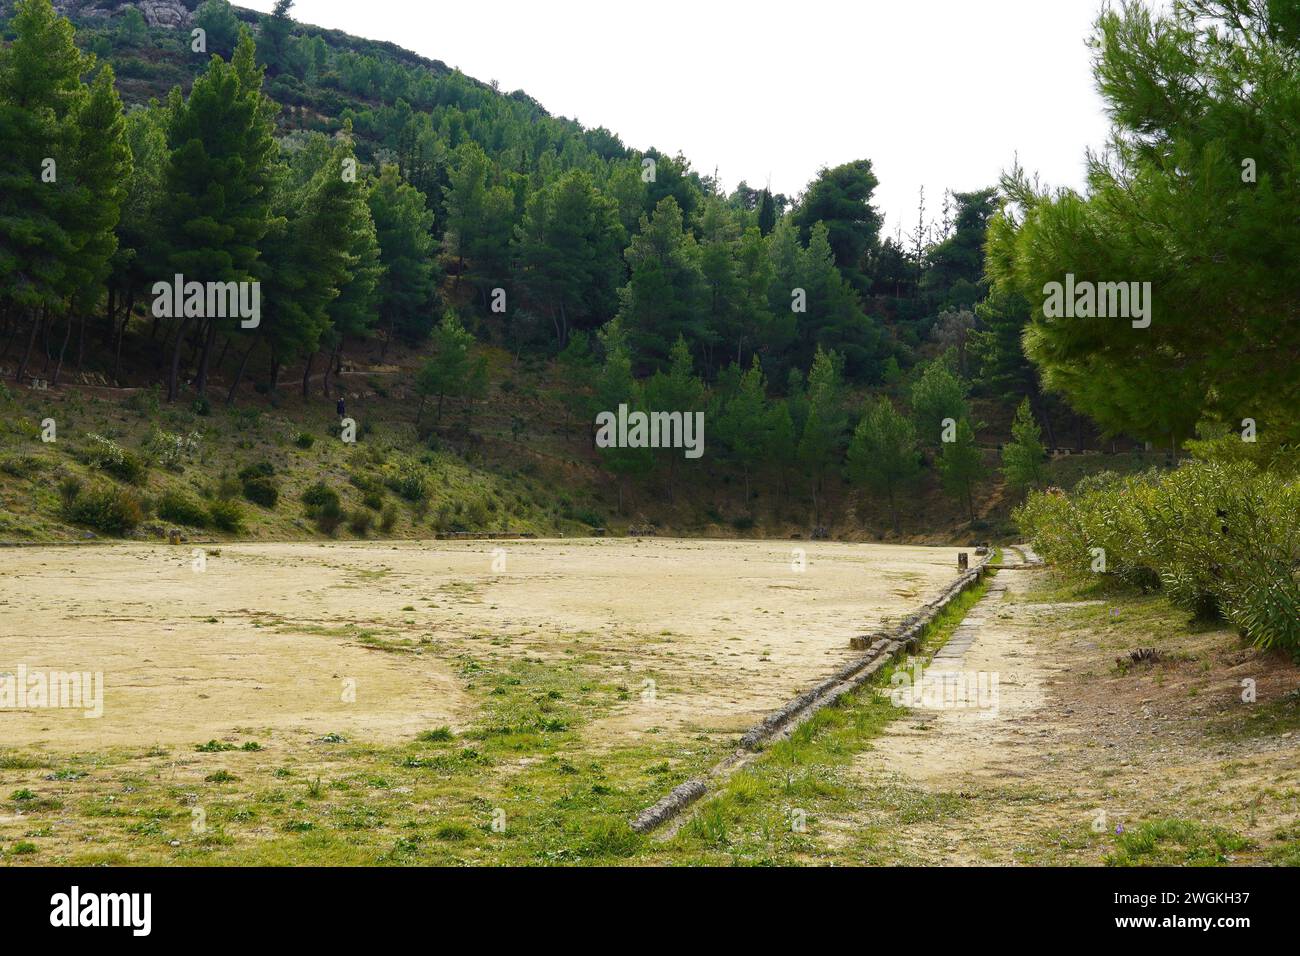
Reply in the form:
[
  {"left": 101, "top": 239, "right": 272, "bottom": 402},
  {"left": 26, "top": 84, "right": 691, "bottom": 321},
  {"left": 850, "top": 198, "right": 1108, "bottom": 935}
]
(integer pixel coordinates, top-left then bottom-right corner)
[
  {"left": 63, "top": 484, "right": 143, "bottom": 535},
  {"left": 301, "top": 482, "right": 339, "bottom": 512},
  {"left": 208, "top": 498, "right": 245, "bottom": 533},
  {"left": 238, "top": 463, "right": 279, "bottom": 508},
  {"left": 347, "top": 508, "right": 374, "bottom": 536},
  {"left": 0, "top": 455, "right": 42, "bottom": 478},
  {"left": 145, "top": 428, "right": 202, "bottom": 472},
  {"left": 382, "top": 460, "right": 430, "bottom": 502},
  {"left": 1017, "top": 459, "right": 1300, "bottom": 653},
  {"left": 302, "top": 482, "right": 343, "bottom": 535},
  {"left": 83, "top": 434, "right": 147, "bottom": 485},
  {"left": 157, "top": 489, "right": 209, "bottom": 527},
  {"left": 57, "top": 475, "right": 83, "bottom": 509}
]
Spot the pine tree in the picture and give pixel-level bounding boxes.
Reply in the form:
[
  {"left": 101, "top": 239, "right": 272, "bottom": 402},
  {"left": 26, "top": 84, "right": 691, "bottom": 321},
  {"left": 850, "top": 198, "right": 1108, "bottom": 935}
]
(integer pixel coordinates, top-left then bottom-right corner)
[
  {"left": 162, "top": 28, "right": 278, "bottom": 400},
  {"left": 415, "top": 312, "right": 486, "bottom": 427},
  {"left": 714, "top": 355, "right": 770, "bottom": 508},
  {"left": 756, "top": 188, "right": 776, "bottom": 237},
  {"left": 0, "top": 0, "right": 94, "bottom": 382},
  {"left": 516, "top": 169, "right": 623, "bottom": 348},
  {"left": 1001, "top": 398, "right": 1048, "bottom": 495},
  {"left": 984, "top": 2, "right": 1300, "bottom": 443},
  {"left": 258, "top": 0, "right": 295, "bottom": 73},
  {"left": 593, "top": 320, "right": 653, "bottom": 512},
  {"left": 846, "top": 398, "right": 921, "bottom": 534},
  {"left": 939, "top": 419, "right": 984, "bottom": 522},
  {"left": 910, "top": 350, "right": 970, "bottom": 447},
  {"left": 195, "top": 0, "right": 242, "bottom": 59},
  {"left": 617, "top": 196, "right": 706, "bottom": 369},
  {"left": 642, "top": 336, "right": 705, "bottom": 500},
  {"left": 368, "top": 164, "right": 436, "bottom": 347},
  {"left": 56, "top": 61, "right": 130, "bottom": 384}
]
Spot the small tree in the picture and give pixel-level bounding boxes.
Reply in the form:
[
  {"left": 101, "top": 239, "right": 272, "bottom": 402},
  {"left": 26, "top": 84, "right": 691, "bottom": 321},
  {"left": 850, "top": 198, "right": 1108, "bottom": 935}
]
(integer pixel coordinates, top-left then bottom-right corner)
[
  {"left": 643, "top": 336, "right": 706, "bottom": 501},
  {"left": 1001, "top": 398, "right": 1047, "bottom": 494},
  {"left": 555, "top": 330, "right": 596, "bottom": 432},
  {"left": 846, "top": 398, "right": 921, "bottom": 534},
  {"left": 939, "top": 418, "right": 985, "bottom": 522},
  {"left": 194, "top": 0, "right": 242, "bottom": 58},
  {"left": 766, "top": 398, "right": 797, "bottom": 502},
  {"left": 115, "top": 6, "right": 148, "bottom": 47},
  {"left": 910, "top": 350, "right": 970, "bottom": 446},
  {"left": 593, "top": 321, "right": 652, "bottom": 513},
  {"left": 416, "top": 313, "right": 485, "bottom": 427},
  {"left": 713, "top": 356, "right": 769, "bottom": 508}
]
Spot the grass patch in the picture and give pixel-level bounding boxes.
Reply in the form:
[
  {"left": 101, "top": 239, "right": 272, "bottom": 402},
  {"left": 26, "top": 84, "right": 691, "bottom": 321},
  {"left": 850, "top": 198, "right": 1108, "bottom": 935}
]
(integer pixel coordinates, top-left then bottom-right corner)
[{"left": 1105, "top": 819, "right": 1254, "bottom": 867}]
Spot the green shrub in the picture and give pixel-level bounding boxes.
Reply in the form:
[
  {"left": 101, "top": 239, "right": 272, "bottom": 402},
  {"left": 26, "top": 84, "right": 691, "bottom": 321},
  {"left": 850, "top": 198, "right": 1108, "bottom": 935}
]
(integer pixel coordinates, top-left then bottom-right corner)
[
  {"left": 157, "top": 489, "right": 209, "bottom": 527},
  {"left": 208, "top": 499, "right": 245, "bottom": 533},
  {"left": 349, "top": 471, "right": 384, "bottom": 494},
  {"left": 1017, "top": 460, "right": 1300, "bottom": 652},
  {"left": 242, "top": 476, "right": 279, "bottom": 508},
  {"left": 562, "top": 504, "right": 604, "bottom": 527},
  {"left": 301, "top": 482, "right": 339, "bottom": 512},
  {"left": 314, "top": 502, "right": 343, "bottom": 536},
  {"left": 0, "top": 455, "right": 42, "bottom": 478},
  {"left": 126, "top": 386, "right": 160, "bottom": 417},
  {"left": 57, "top": 475, "right": 83, "bottom": 509},
  {"left": 379, "top": 504, "right": 399, "bottom": 533},
  {"left": 347, "top": 509, "right": 374, "bottom": 536},
  {"left": 237, "top": 463, "right": 279, "bottom": 508},
  {"left": 383, "top": 460, "right": 429, "bottom": 502},
  {"left": 464, "top": 497, "right": 489, "bottom": 528},
  {"left": 145, "top": 428, "right": 201, "bottom": 471},
  {"left": 212, "top": 475, "right": 242, "bottom": 501},
  {"left": 64, "top": 485, "right": 143, "bottom": 535},
  {"left": 302, "top": 482, "right": 342, "bottom": 535},
  {"left": 83, "top": 434, "right": 147, "bottom": 484}
]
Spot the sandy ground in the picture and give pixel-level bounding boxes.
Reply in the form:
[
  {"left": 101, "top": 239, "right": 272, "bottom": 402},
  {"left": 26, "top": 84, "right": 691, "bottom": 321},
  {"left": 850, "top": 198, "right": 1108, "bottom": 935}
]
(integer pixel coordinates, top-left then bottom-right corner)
[{"left": 0, "top": 538, "right": 964, "bottom": 751}]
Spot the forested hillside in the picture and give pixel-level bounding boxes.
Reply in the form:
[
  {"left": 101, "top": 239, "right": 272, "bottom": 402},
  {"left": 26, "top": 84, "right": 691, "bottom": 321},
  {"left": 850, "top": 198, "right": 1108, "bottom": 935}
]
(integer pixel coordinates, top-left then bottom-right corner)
[{"left": 0, "top": 0, "right": 1295, "bottom": 547}]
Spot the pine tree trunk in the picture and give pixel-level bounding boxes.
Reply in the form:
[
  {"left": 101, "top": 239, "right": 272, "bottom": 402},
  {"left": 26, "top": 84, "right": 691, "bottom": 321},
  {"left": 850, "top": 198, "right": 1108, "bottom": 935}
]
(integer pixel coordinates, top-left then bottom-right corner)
[
  {"left": 52, "top": 310, "right": 73, "bottom": 386},
  {"left": 167, "top": 317, "right": 190, "bottom": 401},
  {"left": 75, "top": 311, "right": 87, "bottom": 375},
  {"left": 226, "top": 332, "right": 261, "bottom": 406},
  {"left": 16, "top": 308, "right": 42, "bottom": 384},
  {"left": 195, "top": 319, "right": 218, "bottom": 396},
  {"left": 322, "top": 343, "right": 340, "bottom": 398},
  {"left": 113, "top": 293, "right": 133, "bottom": 386}
]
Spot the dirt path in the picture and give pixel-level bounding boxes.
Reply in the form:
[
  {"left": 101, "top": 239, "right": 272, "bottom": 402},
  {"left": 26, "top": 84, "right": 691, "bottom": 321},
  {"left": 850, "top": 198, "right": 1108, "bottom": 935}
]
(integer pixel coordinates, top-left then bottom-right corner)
[{"left": 828, "top": 563, "right": 1300, "bottom": 865}]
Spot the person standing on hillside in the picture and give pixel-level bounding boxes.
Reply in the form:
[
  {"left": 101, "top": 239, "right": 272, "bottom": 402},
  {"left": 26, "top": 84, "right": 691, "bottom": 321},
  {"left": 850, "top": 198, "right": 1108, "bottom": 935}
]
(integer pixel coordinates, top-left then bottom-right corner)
[{"left": 336, "top": 397, "right": 346, "bottom": 419}]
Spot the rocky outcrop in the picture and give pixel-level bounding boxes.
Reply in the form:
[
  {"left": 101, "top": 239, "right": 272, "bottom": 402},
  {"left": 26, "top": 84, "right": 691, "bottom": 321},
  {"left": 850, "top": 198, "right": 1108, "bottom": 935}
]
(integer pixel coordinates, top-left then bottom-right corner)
[
  {"left": 51, "top": 1, "right": 192, "bottom": 29},
  {"left": 137, "top": 0, "right": 190, "bottom": 29}
]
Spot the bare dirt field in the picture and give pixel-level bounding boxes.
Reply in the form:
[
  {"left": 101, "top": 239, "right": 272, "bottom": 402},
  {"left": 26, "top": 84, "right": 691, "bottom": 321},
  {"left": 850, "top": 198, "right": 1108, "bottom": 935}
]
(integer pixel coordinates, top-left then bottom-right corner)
[{"left": 0, "top": 538, "right": 964, "bottom": 751}]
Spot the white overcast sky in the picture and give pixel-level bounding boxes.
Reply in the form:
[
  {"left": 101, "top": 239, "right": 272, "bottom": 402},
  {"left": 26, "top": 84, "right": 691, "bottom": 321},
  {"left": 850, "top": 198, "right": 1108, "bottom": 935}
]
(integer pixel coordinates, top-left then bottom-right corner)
[{"left": 240, "top": 0, "right": 1120, "bottom": 236}]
